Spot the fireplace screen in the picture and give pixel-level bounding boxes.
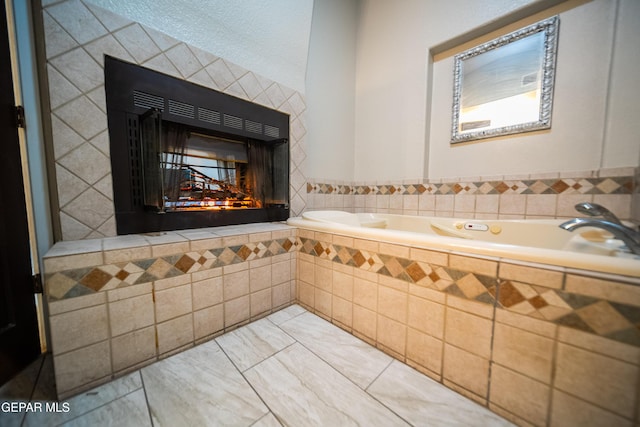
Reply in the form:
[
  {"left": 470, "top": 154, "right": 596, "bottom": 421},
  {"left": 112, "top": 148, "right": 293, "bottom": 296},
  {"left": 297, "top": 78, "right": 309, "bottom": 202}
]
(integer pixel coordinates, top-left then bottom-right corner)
[{"left": 105, "top": 56, "right": 290, "bottom": 234}]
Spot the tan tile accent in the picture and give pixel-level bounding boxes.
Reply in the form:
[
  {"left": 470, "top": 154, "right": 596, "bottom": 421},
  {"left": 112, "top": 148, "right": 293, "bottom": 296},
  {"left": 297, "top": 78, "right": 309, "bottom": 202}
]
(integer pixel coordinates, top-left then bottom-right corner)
[
  {"left": 376, "top": 314, "right": 406, "bottom": 355},
  {"left": 499, "top": 262, "right": 564, "bottom": 289},
  {"left": 574, "top": 300, "right": 634, "bottom": 335},
  {"left": 298, "top": 258, "right": 314, "bottom": 284},
  {"left": 315, "top": 262, "right": 333, "bottom": 292},
  {"left": 489, "top": 365, "right": 550, "bottom": 426},
  {"left": 155, "top": 284, "right": 192, "bottom": 323},
  {"left": 194, "top": 304, "right": 224, "bottom": 340},
  {"left": 272, "top": 259, "right": 291, "bottom": 285},
  {"left": 249, "top": 264, "right": 272, "bottom": 292},
  {"left": 353, "top": 276, "right": 377, "bottom": 311},
  {"left": 557, "top": 326, "right": 640, "bottom": 364},
  {"left": 314, "top": 288, "right": 332, "bottom": 318},
  {"left": 298, "top": 281, "right": 314, "bottom": 307},
  {"left": 407, "top": 295, "right": 444, "bottom": 339},
  {"left": 332, "top": 295, "right": 352, "bottom": 328},
  {"left": 446, "top": 294, "right": 493, "bottom": 319},
  {"left": 353, "top": 305, "right": 377, "bottom": 340},
  {"left": 192, "top": 276, "right": 223, "bottom": 311},
  {"left": 104, "top": 246, "right": 152, "bottom": 264},
  {"left": 379, "top": 283, "right": 409, "bottom": 323},
  {"left": 108, "top": 293, "right": 154, "bottom": 337},
  {"left": 492, "top": 323, "right": 554, "bottom": 383},
  {"left": 48, "top": 292, "right": 106, "bottom": 316},
  {"left": 406, "top": 327, "right": 442, "bottom": 375},
  {"left": 250, "top": 288, "right": 272, "bottom": 317},
  {"left": 332, "top": 270, "right": 353, "bottom": 301},
  {"left": 449, "top": 254, "right": 498, "bottom": 277},
  {"left": 442, "top": 344, "right": 489, "bottom": 401},
  {"left": 565, "top": 274, "right": 640, "bottom": 307},
  {"left": 44, "top": 252, "right": 103, "bottom": 274},
  {"left": 224, "top": 295, "right": 250, "bottom": 327},
  {"left": 54, "top": 341, "right": 112, "bottom": 397},
  {"left": 223, "top": 269, "right": 250, "bottom": 301},
  {"left": 444, "top": 307, "right": 492, "bottom": 359},
  {"left": 111, "top": 326, "right": 156, "bottom": 372},
  {"left": 555, "top": 343, "right": 638, "bottom": 418},
  {"left": 49, "top": 305, "right": 109, "bottom": 354},
  {"left": 156, "top": 313, "right": 194, "bottom": 355},
  {"left": 550, "top": 390, "right": 633, "bottom": 427},
  {"left": 495, "top": 309, "right": 557, "bottom": 338}
]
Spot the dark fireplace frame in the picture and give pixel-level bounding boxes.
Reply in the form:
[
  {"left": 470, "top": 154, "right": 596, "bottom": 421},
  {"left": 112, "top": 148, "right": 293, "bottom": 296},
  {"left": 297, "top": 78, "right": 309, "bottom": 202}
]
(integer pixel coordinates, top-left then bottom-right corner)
[{"left": 104, "top": 56, "right": 290, "bottom": 235}]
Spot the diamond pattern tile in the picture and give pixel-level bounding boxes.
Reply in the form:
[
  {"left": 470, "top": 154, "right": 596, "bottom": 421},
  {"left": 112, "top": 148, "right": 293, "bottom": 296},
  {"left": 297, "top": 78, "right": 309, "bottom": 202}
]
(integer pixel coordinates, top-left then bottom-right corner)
[
  {"left": 296, "top": 235, "right": 640, "bottom": 347},
  {"left": 46, "top": 237, "right": 297, "bottom": 299},
  {"left": 310, "top": 175, "right": 634, "bottom": 197},
  {"left": 44, "top": 0, "right": 309, "bottom": 238}
]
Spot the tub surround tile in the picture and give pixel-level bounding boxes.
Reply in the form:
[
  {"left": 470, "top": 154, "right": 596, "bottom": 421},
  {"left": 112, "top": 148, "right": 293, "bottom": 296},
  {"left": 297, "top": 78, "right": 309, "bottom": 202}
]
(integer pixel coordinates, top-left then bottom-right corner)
[
  {"left": 44, "top": 232, "right": 296, "bottom": 300},
  {"left": 49, "top": 305, "right": 108, "bottom": 354},
  {"left": 554, "top": 343, "right": 638, "bottom": 418},
  {"left": 54, "top": 341, "right": 112, "bottom": 399},
  {"left": 244, "top": 343, "right": 408, "bottom": 426},
  {"left": 550, "top": 390, "right": 634, "bottom": 427},
  {"left": 308, "top": 170, "right": 636, "bottom": 222},
  {"left": 489, "top": 364, "right": 550, "bottom": 427},
  {"left": 293, "top": 227, "right": 640, "bottom": 423},
  {"left": 442, "top": 344, "right": 490, "bottom": 402}
]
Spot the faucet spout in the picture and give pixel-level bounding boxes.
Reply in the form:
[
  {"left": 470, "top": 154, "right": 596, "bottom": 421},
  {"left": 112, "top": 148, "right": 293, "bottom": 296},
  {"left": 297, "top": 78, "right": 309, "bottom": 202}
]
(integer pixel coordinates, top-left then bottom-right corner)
[
  {"left": 574, "top": 202, "right": 623, "bottom": 225},
  {"left": 559, "top": 218, "right": 640, "bottom": 255}
]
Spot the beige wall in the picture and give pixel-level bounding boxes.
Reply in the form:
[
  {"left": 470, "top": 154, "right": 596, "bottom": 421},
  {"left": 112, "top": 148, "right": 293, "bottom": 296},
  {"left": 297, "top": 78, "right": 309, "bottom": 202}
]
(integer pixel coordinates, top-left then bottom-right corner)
[{"left": 340, "top": 0, "right": 640, "bottom": 182}]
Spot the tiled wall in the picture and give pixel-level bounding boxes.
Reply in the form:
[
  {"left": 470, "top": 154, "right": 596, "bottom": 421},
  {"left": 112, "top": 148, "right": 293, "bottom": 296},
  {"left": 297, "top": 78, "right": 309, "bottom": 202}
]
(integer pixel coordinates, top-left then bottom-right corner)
[
  {"left": 307, "top": 167, "right": 637, "bottom": 222},
  {"left": 296, "top": 228, "right": 640, "bottom": 426},
  {"left": 42, "top": 0, "right": 308, "bottom": 240},
  {"left": 44, "top": 223, "right": 297, "bottom": 399}
]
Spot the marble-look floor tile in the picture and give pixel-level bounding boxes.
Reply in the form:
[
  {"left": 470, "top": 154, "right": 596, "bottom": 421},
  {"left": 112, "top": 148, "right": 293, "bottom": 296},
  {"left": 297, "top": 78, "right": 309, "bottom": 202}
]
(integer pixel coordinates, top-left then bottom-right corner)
[
  {"left": 252, "top": 412, "right": 283, "bottom": 427},
  {"left": 61, "top": 388, "right": 151, "bottom": 427},
  {"left": 244, "top": 343, "right": 409, "bottom": 426},
  {"left": 141, "top": 340, "right": 268, "bottom": 426},
  {"left": 0, "top": 356, "right": 48, "bottom": 427},
  {"left": 367, "top": 360, "right": 516, "bottom": 426},
  {"left": 23, "top": 371, "right": 143, "bottom": 427},
  {"left": 266, "top": 304, "right": 306, "bottom": 325},
  {"left": 280, "top": 311, "right": 393, "bottom": 388},
  {"left": 216, "top": 318, "right": 295, "bottom": 371}
]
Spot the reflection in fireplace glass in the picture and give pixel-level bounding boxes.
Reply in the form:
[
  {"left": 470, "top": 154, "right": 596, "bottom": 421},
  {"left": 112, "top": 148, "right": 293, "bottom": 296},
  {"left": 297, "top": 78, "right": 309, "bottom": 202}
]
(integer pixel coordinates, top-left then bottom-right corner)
[{"left": 139, "top": 108, "right": 284, "bottom": 213}]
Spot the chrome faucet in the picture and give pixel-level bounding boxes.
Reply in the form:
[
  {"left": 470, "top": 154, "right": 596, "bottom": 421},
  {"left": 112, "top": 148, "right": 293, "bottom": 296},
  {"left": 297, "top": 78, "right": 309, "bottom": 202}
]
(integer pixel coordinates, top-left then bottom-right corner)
[
  {"left": 559, "top": 204, "right": 640, "bottom": 255},
  {"left": 574, "top": 202, "right": 623, "bottom": 225}
]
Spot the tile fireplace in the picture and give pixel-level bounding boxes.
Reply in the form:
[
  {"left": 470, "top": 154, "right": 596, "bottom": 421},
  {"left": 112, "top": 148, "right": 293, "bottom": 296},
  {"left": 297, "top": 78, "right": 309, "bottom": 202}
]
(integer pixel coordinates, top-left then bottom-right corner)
[{"left": 105, "top": 56, "right": 290, "bottom": 234}]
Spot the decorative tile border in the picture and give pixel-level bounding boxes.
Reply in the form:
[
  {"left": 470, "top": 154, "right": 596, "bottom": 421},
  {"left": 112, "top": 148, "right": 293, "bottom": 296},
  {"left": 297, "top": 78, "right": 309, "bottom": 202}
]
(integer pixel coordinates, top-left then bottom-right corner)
[
  {"left": 46, "top": 237, "right": 297, "bottom": 301},
  {"left": 308, "top": 175, "right": 635, "bottom": 196},
  {"left": 299, "top": 236, "right": 640, "bottom": 348}
]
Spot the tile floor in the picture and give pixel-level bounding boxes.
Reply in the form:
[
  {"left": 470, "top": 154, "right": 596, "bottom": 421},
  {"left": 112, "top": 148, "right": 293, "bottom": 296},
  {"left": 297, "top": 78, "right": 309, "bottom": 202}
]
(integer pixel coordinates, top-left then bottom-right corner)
[{"left": 0, "top": 305, "right": 514, "bottom": 426}]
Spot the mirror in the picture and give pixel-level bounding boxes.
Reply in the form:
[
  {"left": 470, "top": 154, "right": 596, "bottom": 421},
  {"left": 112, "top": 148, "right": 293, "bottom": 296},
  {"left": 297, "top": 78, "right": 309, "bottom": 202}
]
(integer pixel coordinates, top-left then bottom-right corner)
[{"left": 451, "top": 16, "right": 559, "bottom": 143}]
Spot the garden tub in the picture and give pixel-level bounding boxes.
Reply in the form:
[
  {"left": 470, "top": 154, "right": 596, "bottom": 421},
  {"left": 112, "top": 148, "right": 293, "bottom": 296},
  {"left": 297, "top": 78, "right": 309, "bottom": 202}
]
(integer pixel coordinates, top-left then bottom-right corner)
[{"left": 287, "top": 210, "right": 640, "bottom": 277}]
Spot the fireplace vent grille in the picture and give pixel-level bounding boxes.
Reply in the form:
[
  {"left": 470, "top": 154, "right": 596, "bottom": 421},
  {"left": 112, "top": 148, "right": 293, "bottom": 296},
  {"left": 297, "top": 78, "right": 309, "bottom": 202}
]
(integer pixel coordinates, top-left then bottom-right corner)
[
  {"left": 168, "top": 99, "right": 195, "bottom": 119},
  {"left": 133, "top": 90, "right": 164, "bottom": 111},
  {"left": 126, "top": 115, "right": 142, "bottom": 207},
  {"left": 245, "top": 120, "right": 262, "bottom": 134},
  {"left": 264, "top": 124, "right": 280, "bottom": 138},
  {"left": 223, "top": 113, "right": 243, "bottom": 130},
  {"left": 198, "top": 108, "right": 221, "bottom": 125}
]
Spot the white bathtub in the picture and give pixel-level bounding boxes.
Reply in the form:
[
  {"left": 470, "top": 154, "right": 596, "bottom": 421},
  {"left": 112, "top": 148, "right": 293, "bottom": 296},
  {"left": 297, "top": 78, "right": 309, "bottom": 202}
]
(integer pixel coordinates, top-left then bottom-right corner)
[{"left": 287, "top": 210, "right": 640, "bottom": 277}]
